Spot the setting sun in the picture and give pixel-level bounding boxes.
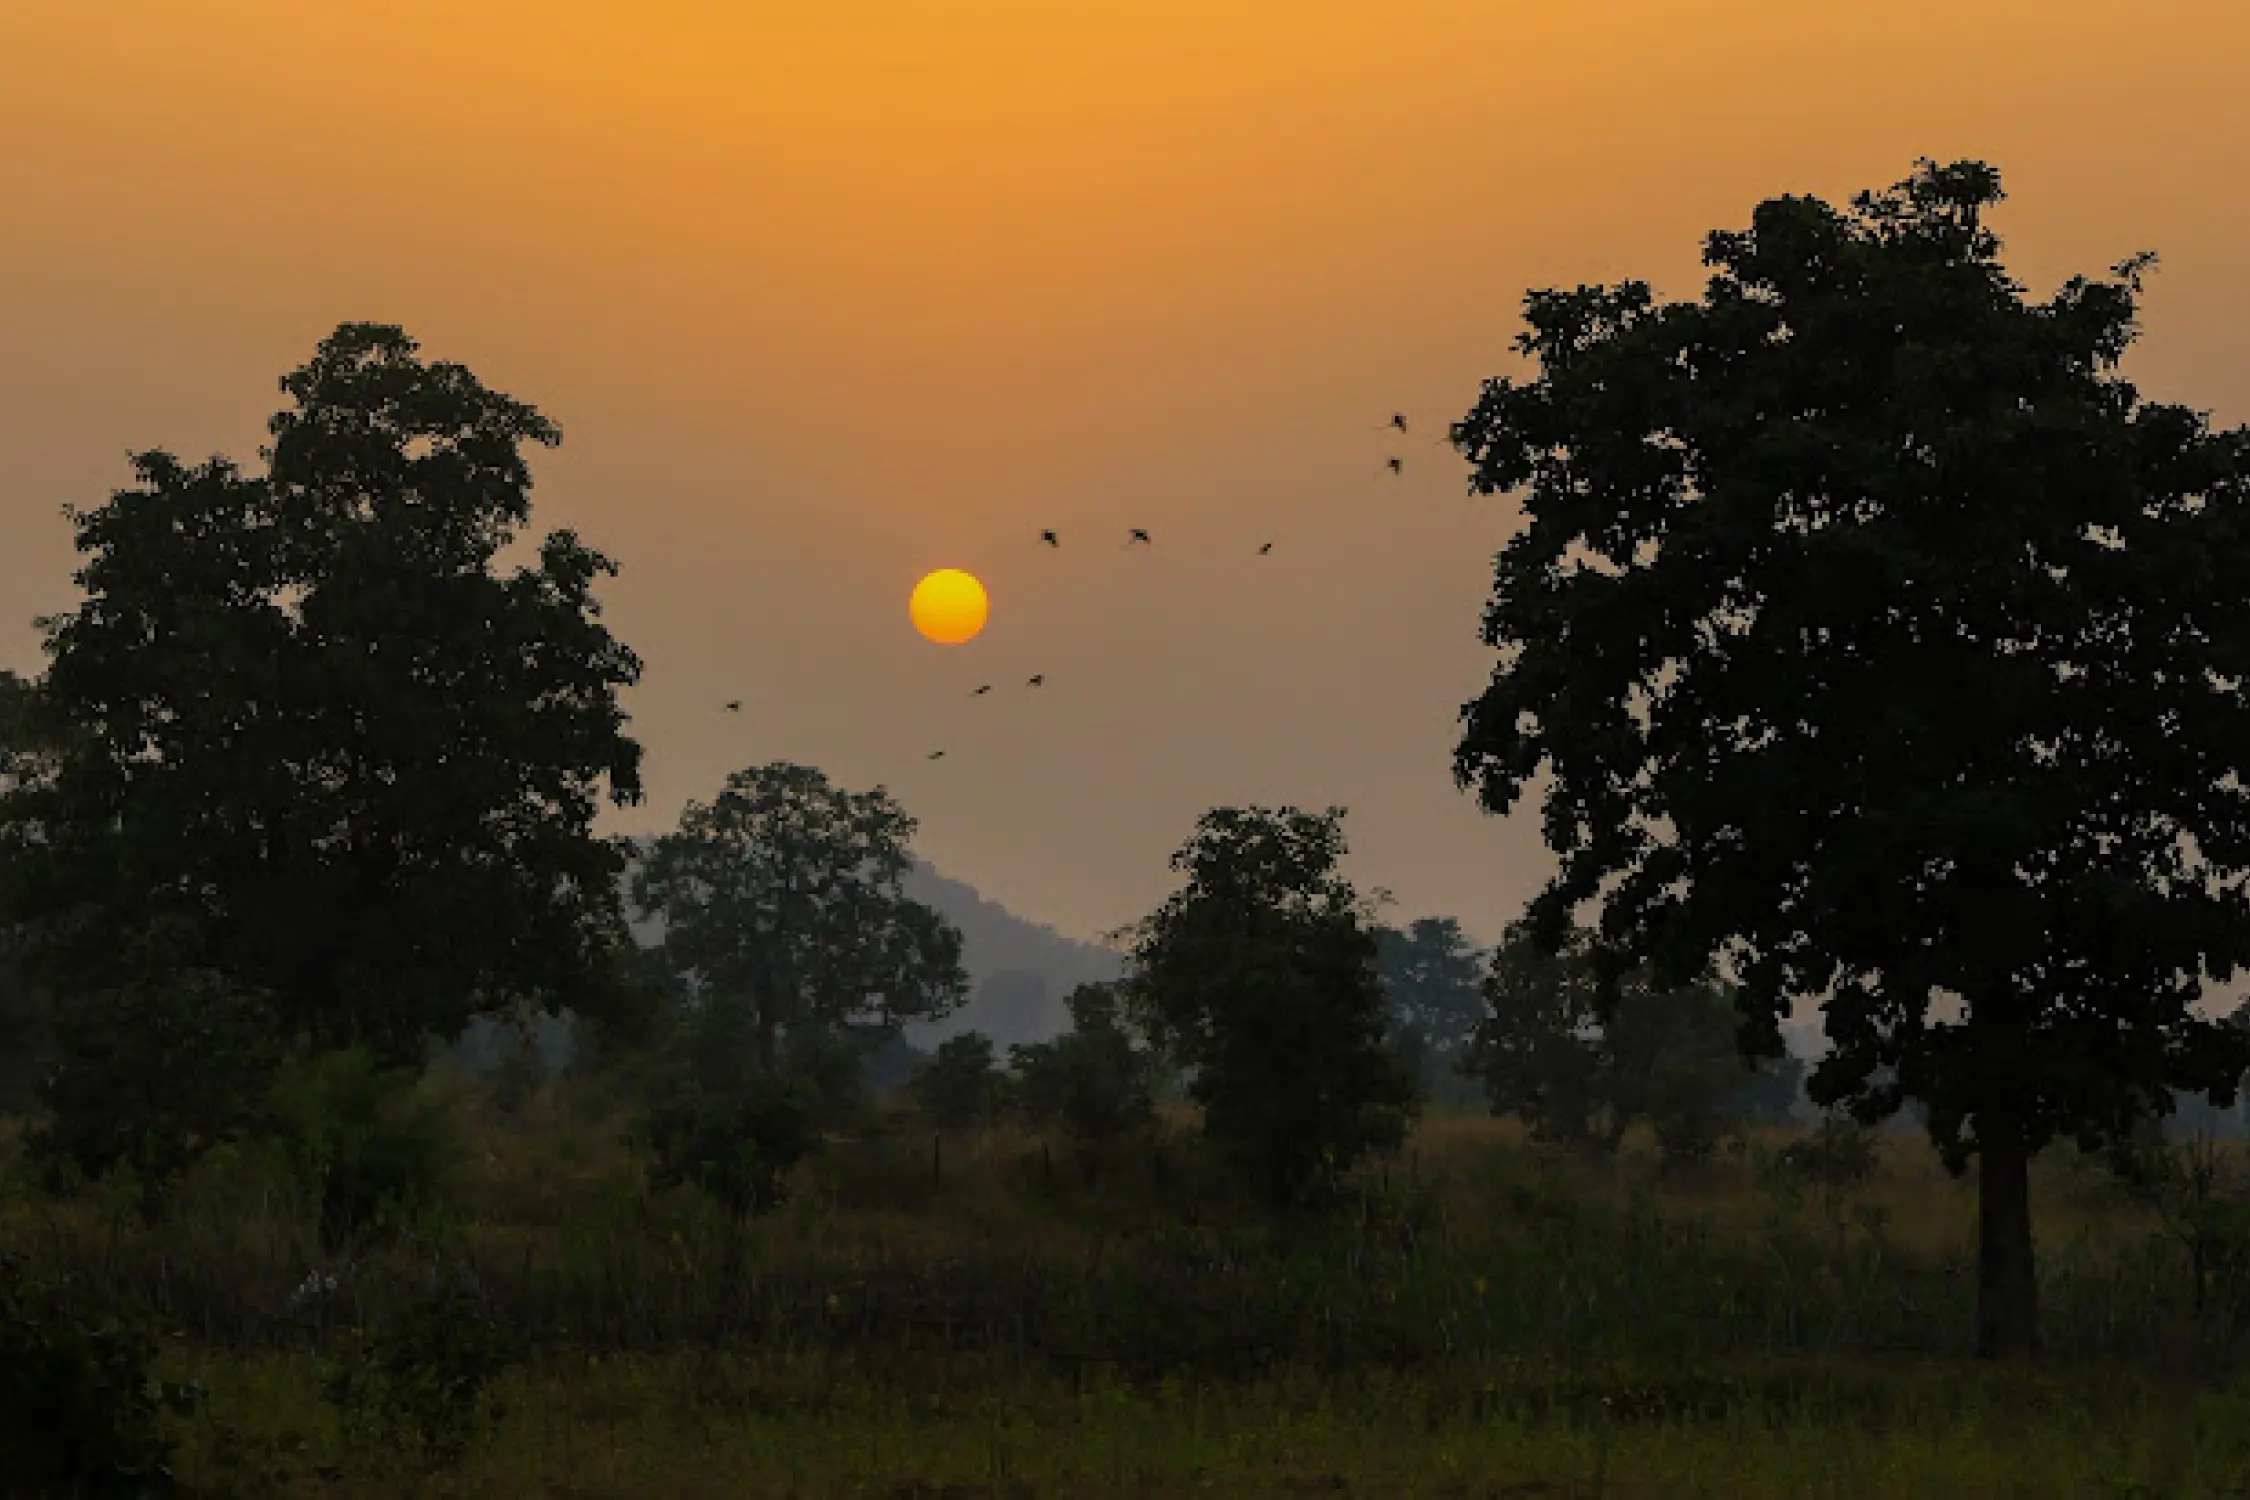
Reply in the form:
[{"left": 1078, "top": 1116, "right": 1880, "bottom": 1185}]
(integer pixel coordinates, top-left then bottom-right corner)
[{"left": 909, "top": 568, "right": 989, "bottom": 645}]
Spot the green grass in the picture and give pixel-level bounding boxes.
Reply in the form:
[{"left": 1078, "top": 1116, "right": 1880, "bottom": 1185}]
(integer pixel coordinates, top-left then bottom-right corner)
[
  {"left": 162, "top": 1345, "right": 2250, "bottom": 1497},
  {"left": 7, "top": 1076, "right": 2250, "bottom": 1496}
]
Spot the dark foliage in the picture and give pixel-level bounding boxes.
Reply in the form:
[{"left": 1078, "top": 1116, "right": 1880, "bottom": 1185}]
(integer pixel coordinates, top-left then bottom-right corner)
[
  {"left": 1009, "top": 982, "right": 1160, "bottom": 1145},
  {"left": 629, "top": 762, "right": 969, "bottom": 1076},
  {"left": 908, "top": 1031, "right": 1009, "bottom": 1131},
  {"left": 639, "top": 1076, "right": 821, "bottom": 1223},
  {"left": 1120, "top": 806, "right": 1421, "bottom": 1207},
  {"left": 1449, "top": 157, "right": 2250, "bottom": 1355},
  {"left": 321, "top": 1261, "right": 526, "bottom": 1477},
  {"left": 266, "top": 1047, "right": 463, "bottom": 1258},
  {"left": 26, "top": 919, "right": 284, "bottom": 1221},
  {"left": 0, "top": 324, "right": 645, "bottom": 1073},
  {"left": 0, "top": 1249, "right": 204, "bottom": 1498}
]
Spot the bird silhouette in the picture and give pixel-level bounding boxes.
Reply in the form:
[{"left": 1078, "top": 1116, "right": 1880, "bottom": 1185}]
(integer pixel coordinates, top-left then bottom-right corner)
[
  {"left": 1386, "top": 457, "right": 1403, "bottom": 475},
  {"left": 1027, "top": 674, "right": 1045, "bottom": 687},
  {"left": 1039, "top": 529, "right": 1059, "bottom": 547},
  {"left": 1127, "top": 528, "right": 1152, "bottom": 547},
  {"left": 1258, "top": 542, "right": 1274, "bottom": 555},
  {"left": 927, "top": 750, "right": 946, "bottom": 761},
  {"left": 972, "top": 684, "right": 992, "bottom": 696},
  {"left": 1388, "top": 413, "right": 1408, "bottom": 433},
  {"left": 723, "top": 700, "right": 741, "bottom": 712}
]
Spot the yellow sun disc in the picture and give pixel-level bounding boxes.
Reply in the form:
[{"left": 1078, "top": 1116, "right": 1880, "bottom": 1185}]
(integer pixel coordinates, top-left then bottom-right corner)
[{"left": 909, "top": 568, "right": 989, "bottom": 645}]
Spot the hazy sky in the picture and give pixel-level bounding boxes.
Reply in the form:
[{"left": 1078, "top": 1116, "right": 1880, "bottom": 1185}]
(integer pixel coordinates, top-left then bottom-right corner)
[{"left": 3, "top": 2, "right": 2246, "bottom": 946}]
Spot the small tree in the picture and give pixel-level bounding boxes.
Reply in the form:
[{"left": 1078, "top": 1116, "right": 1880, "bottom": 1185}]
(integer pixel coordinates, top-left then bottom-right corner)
[
  {"left": 1463, "top": 918, "right": 1786, "bottom": 1169},
  {"left": 1009, "top": 982, "right": 1159, "bottom": 1145},
  {"left": 1120, "top": 806, "right": 1420, "bottom": 1207},
  {"left": 629, "top": 762, "right": 969, "bottom": 1075},
  {"left": 267, "top": 1047, "right": 463, "bottom": 1259},
  {"left": 640, "top": 1077, "right": 819, "bottom": 1223},
  {"left": 909, "top": 1032, "right": 1008, "bottom": 1132}
]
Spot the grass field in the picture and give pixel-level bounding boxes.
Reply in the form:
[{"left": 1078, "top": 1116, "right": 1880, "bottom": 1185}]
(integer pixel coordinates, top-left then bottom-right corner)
[{"left": 8, "top": 1074, "right": 2250, "bottom": 1497}]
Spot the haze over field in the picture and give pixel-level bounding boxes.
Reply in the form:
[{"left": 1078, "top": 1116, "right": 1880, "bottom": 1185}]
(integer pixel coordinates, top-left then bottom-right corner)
[{"left": 4, "top": 1, "right": 2246, "bottom": 947}]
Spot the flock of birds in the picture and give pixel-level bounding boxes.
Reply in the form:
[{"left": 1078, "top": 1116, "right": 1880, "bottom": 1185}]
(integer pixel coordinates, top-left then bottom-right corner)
[{"left": 724, "top": 412, "right": 1429, "bottom": 765}]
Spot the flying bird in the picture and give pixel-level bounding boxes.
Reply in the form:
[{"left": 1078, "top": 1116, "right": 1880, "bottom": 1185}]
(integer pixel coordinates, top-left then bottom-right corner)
[
  {"left": 1387, "top": 413, "right": 1409, "bottom": 433},
  {"left": 1127, "top": 528, "right": 1152, "bottom": 547},
  {"left": 927, "top": 750, "right": 946, "bottom": 761},
  {"left": 972, "top": 684, "right": 992, "bottom": 696},
  {"left": 1027, "top": 674, "right": 1045, "bottom": 687},
  {"left": 1386, "top": 457, "right": 1403, "bottom": 475},
  {"left": 723, "top": 700, "right": 741, "bottom": 712},
  {"left": 1258, "top": 542, "right": 1274, "bottom": 555},
  {"left": 1039, "top": 530, "right": 1059, "bottom": 547}
]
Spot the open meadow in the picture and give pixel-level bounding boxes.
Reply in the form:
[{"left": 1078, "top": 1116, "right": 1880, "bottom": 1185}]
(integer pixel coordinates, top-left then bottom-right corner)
[{"left": 10, "top": 1075, "right": 2250, "bottom": 1498}]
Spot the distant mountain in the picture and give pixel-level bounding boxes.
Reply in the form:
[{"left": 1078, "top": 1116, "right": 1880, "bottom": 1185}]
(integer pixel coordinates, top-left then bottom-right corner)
[
  {"left": 455, "top": 846, "right": 1123, "bottom": 1067},
  {"left": 896, "top": 862, "right": 1125, "bottom": 1049}
]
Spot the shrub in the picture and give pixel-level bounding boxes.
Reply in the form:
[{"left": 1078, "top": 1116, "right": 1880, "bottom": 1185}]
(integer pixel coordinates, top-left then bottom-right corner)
[
  {"left": 908, "top": 1032, "right": 1008, "bottom": 1131},
  {"left": 0, "top": 1249, "right": 204, "bottom": 1497},
  {"left": 321, "top": 1261, "right": 525, "bottom": 1477},
  {"left": 1778, "top": 1114, "right": 1881, "bottom": 1188},
  {"left": 640, "top": 1076, "right": 820, "bottom": 1222},
  {"left": 1010, "top": 984, "right": 1159, "bottom": 1146},
  {"left": 266, "top": 1048, "right": 463, "bottom": 1258}
]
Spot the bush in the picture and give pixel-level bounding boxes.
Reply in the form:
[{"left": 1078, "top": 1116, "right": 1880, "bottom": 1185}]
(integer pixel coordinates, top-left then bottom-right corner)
[
  {"left": 321, "top": 1261, "right": 525, "bottom": 1478},
  {"left": 485, "top": 1037, "right": 547, "bottom": 1119},
  {"left": 1778, "top": 1114, "right": 1880, "bottom": 1188},
  {"left": 266, "top": 1048, "right": 463, "bottom": 1258},
  {"left": 1010, "top": 985, "right": 1159, "bottom": 1146},
  {"left": 0, "top": 1249, "right": 204, "bottom": 1497},
  {"left": 640, "top": 1077, "right": 820, "bottom": 1222},
  {"left": 908, "top": 1032, "right": 1008, "bottom": 1131}
]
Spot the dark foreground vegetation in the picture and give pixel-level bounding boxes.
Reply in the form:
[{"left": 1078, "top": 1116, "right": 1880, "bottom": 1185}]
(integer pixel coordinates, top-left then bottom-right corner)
[
  {"left": 9, "top": 155, "right": 2250, "bottom": 1494},
  {"left": 10, "top": 1086, "right": 2250, "bottom": 1496}
]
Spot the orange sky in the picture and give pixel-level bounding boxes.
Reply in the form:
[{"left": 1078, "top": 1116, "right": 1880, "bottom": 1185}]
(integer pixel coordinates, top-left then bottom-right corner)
[{"left": 3, "top": 2, "right": 2246, "bottom": 944}]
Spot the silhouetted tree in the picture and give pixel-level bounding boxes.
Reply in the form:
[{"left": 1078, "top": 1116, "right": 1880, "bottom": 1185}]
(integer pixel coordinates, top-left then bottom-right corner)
[
  {"left": 0, "top": 324, "right": 646, "bottom": 1073},
  {"left": 1009, "top": 981, "right": 1160, "bottom": 1145},
  {"left": 1374, "top": 916, "right": 1488, "bottom": 1107},
  {"left": 1465, "top": 918, "right": 1773, "bottom": 1168},
  {"left": 629, "top": 762, "right": 969, "bottom": 1075},
  {"left": 1450, "top": 158, "right": 2250, "bottom": 1357},
  {"left": 1119, "top": 806, "right": 1419, "bottom": 1207},
  {"left": 908, "top": 1032, "right": 1009, "bottom": 1131}
]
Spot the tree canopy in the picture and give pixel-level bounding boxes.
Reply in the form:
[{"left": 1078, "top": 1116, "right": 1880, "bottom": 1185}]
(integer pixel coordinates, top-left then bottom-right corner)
[
  {"left": 1374, "top": 915, "right": 1488, "bottom": 1105},
  {"left": 628, "top": 761, "right": 968, "bottom": 1074},
  {"left": 1464, "top": 917, "right": 1793, "bottom": 1167},
  {"left": 0, "top": 323, "right": 646, "bottom": 1068},
  {"left": 1449, "top": 158, "right": 2250, "bottom": 1355},
  {"left": 1120, "top": 805, "right": 1420, "bottom": 1206}
]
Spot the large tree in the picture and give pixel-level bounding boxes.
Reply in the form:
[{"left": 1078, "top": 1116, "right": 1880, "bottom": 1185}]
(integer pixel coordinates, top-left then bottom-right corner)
[
  {"left": 1450, "top": 159, "right": 2250, "bottom": 1356},
  {"left": 0, "top": 324, "right": 646, "bottom": 1068},
  {"left": 628, "top": 761, "right": 968, "bottom": 1074},
  {"left": 1119, "top": 805, "right": 1420, "bottom": 1206}
]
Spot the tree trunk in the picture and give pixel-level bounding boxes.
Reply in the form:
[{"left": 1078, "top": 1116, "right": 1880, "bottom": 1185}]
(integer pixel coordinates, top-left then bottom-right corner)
[{"left": 1975, "top": 1117, "right": 2042, "bottom": 1359}]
